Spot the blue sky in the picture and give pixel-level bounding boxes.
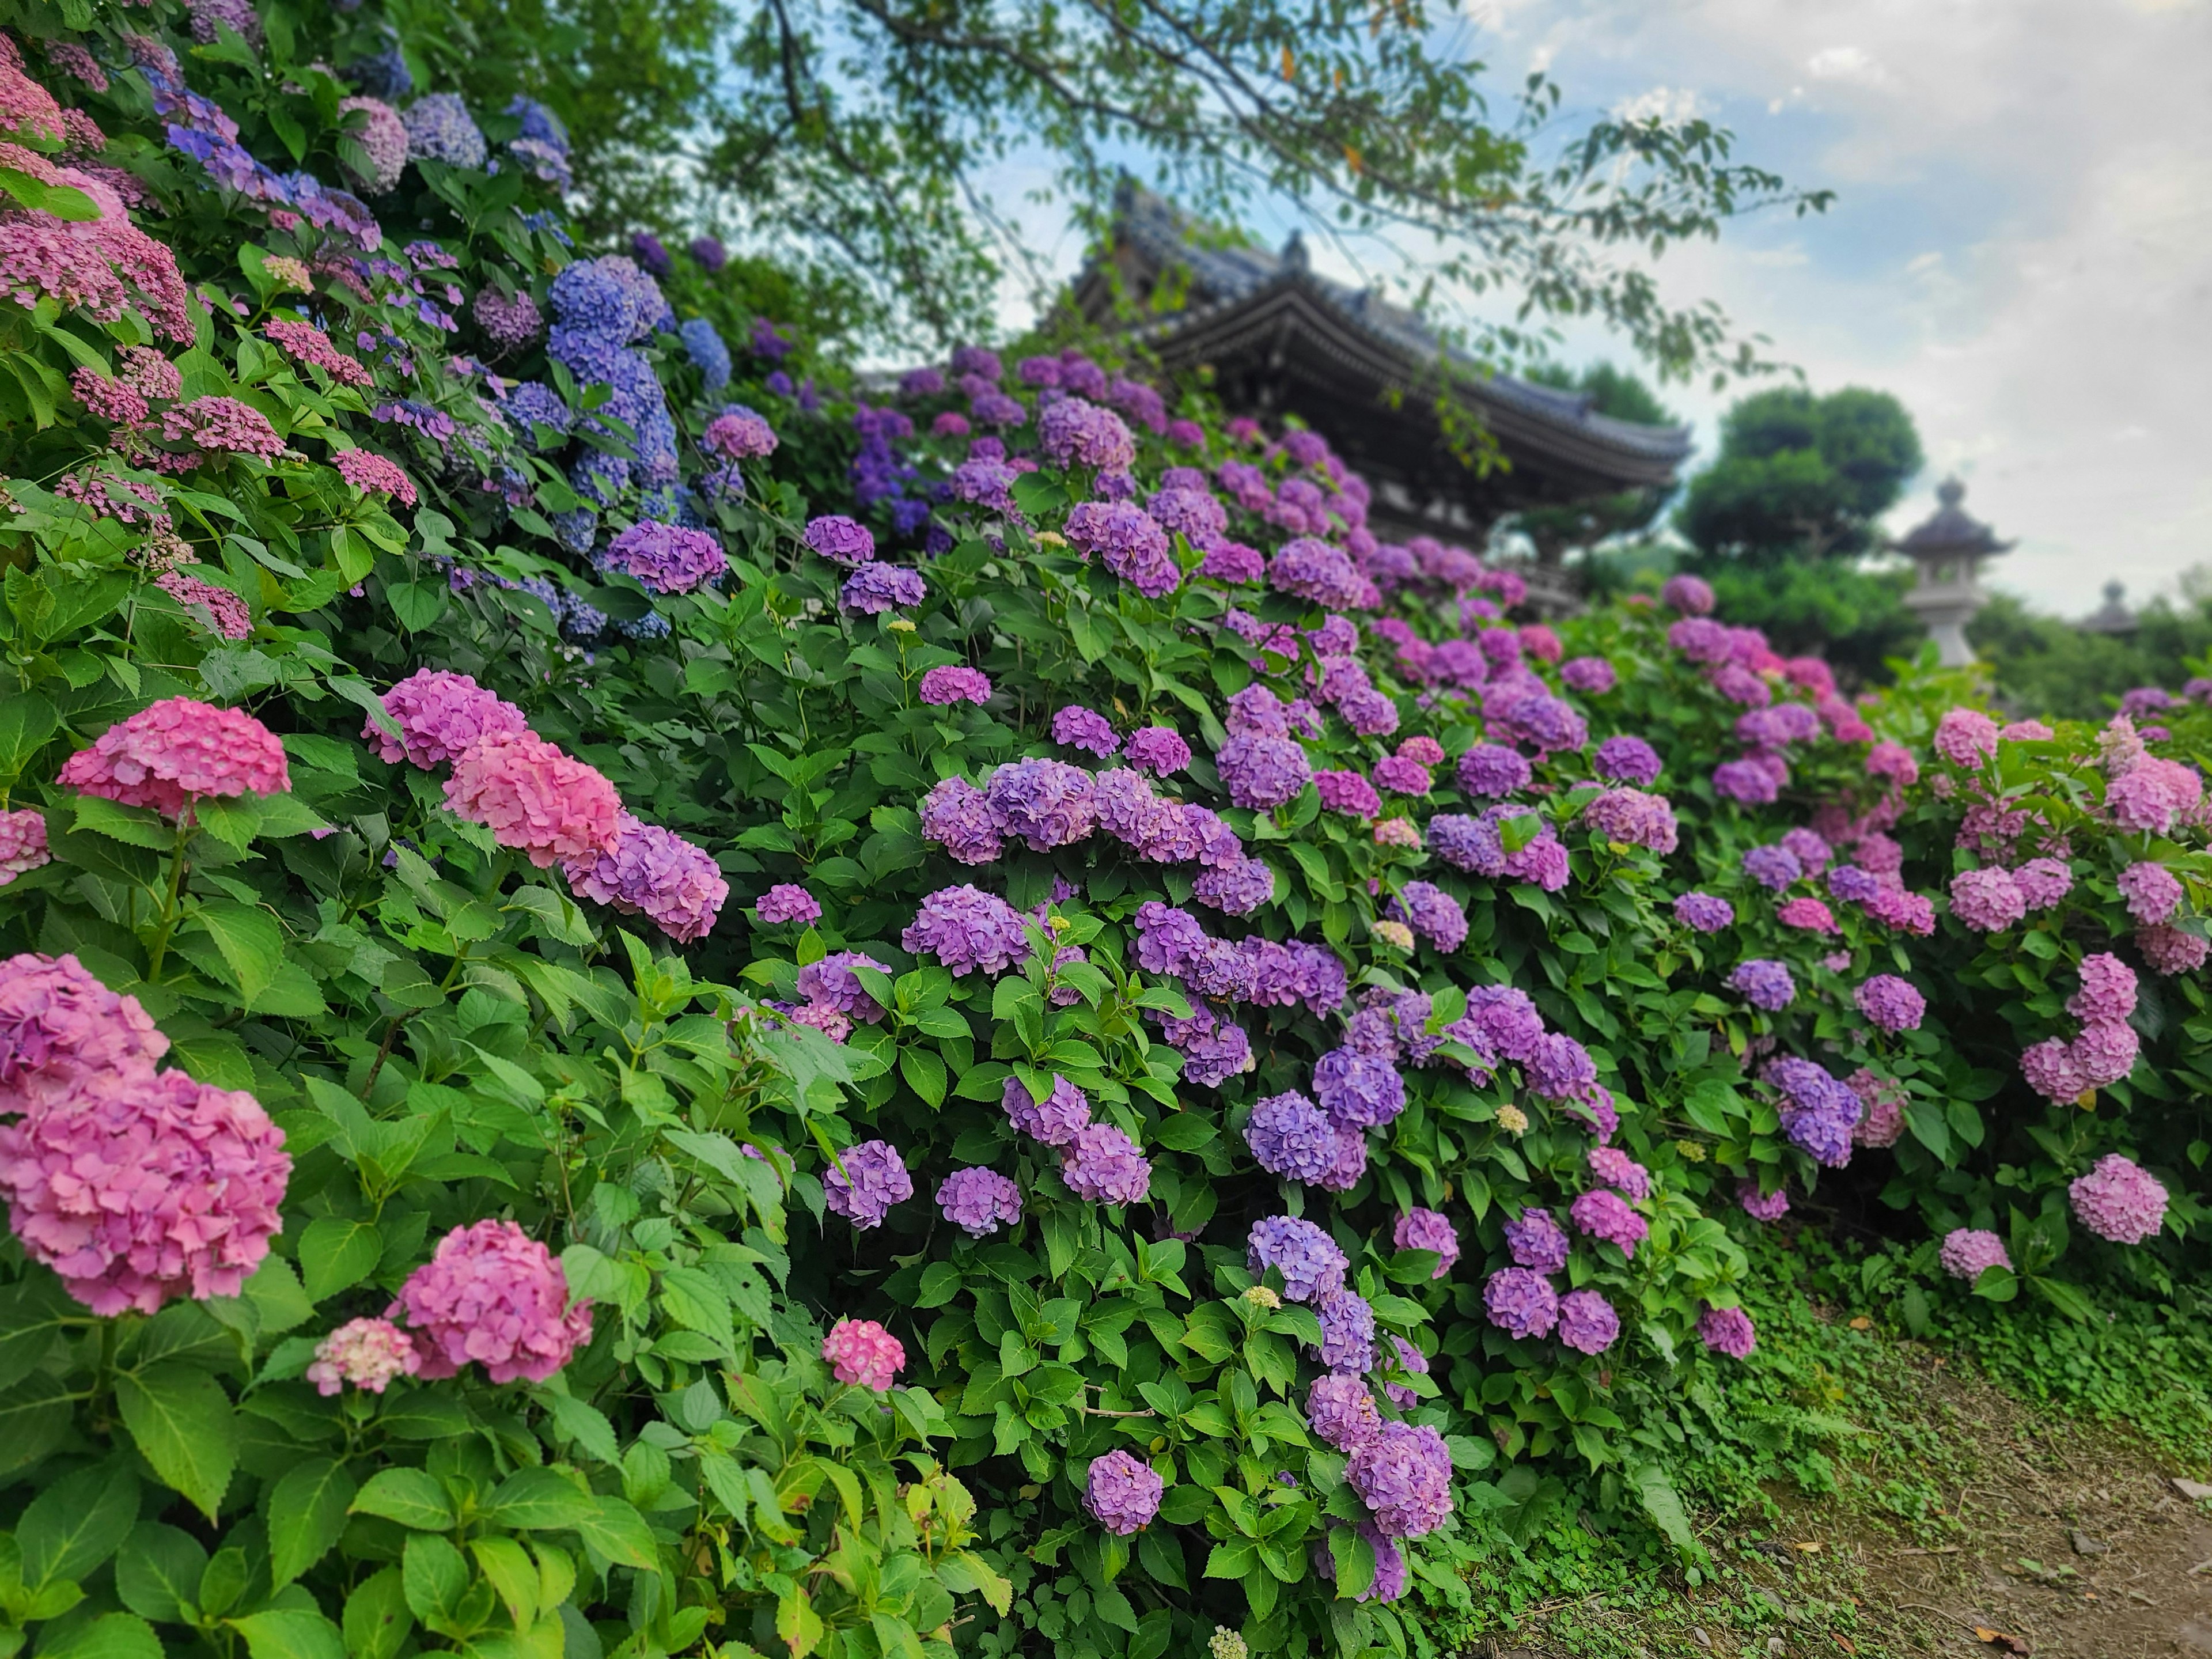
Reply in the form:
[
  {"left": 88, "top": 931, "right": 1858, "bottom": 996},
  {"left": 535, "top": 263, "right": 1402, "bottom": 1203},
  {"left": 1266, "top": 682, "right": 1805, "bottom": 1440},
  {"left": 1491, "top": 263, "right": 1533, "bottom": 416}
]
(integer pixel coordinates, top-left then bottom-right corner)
[{"left": 973, "top": 0, "right": 2212, "bottom": 616}]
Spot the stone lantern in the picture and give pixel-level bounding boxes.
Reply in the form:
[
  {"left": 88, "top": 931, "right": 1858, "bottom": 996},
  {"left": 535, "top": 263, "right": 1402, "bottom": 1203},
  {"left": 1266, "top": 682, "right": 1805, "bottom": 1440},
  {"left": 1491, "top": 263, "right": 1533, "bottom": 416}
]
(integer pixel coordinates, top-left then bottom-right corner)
[{"left": 1891, "top": 478, "right": 2013, "bottom": 668}]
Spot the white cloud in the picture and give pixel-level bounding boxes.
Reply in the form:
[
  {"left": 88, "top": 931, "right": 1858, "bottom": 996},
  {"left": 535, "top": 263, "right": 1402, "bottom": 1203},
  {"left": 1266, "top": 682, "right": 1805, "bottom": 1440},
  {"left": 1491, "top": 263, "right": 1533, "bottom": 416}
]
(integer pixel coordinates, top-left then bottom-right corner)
[{"left": 1805, "top": 44, "right": 1889, "bottom": 85}]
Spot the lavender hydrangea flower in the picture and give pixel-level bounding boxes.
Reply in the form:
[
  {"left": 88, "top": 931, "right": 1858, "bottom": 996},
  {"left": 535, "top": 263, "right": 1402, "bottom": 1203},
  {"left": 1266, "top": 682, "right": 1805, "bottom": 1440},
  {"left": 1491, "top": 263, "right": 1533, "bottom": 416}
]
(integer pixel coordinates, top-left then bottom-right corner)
[
  {"left": 1457, "top": 744, "right": 1531, "bottom": 798},
  {"left": 1306, "top": 1373, "right": 1382, "bottom": 1451},
  {"left": 1192, "top": 858, "right": 1275, "bottom": 916},
  {"left": 1742, "top": 844, "right": 1804, "bottom": 892},
  {"left": 1215, "top": 732, "right": 1313, "bottom": 810},
  {"left": 1245, "top": 1092, "right": 1338, "bottom": 1183},
  {"left": 1247, "top": 1214, "right": 1347, "bottom": 1303},
  {"left": 1593, "top": 735, "right": 1662, "bottom": 786},
  {"left": 1484, "top": 1267, "right": 1558, "bottom": 1338},
  {"left": 901, "top": 885, "right": 1031, "bottom": 975},
  {"left": 1002, "top": 1074, "right": 1092, "bottom": 1145},
  {"left": 823, "top": 1139, "right": 911, "bottom": 1229},
  {"left": 919, "top": 776, "right": 1006, "bottom": 865},
  {"left": 1061, "top": 1122, "right": 1152, "bottom": 1206},
  {"left": 1392, "top": 1208, "right": 1459, "bottom": 1277},
  {"left": 1346, "top": 1422, "right": 1452, "bottom": 1538},
  {"left": 1382, "top": 1334, "right": 1431, "bottom": 1410},
  {"left": 795, "top": 952, "right": 892, "bottom": 1020},
  {"left": 1504, "top": 1207, "right": 1570, "bottom": 1272},
  {"left": 1673, "top": 892, "right": 1734, "bottom": 933},
  {"left": 1122, "top": 726, "right": 1190, "bottom": 775},
  {"left": 1312, "top": 1047, "right": 1408, "bottom": 1129},
  {"left": 1462, "top": 985, "right": 1546, "bottom": 1062},
  {"left": 986, "top": 759, "right": 1097, "bottom": 851},
  {"left": 937, "top": 1168, "right": 1022, "bottom": 1237},
  {"left": 1938, "top": 1228, "right": 2010, "bottom": 1280},
  {"left": 1052, "top": 706, "right": 1119, "bottom": 757},
  {"left": 1555, "top": 1290, "right": 1619, "bottom": 1355},
  {"left": 1765, "top": 1056, "right": 1862, "bottom": 1166},
  {"left": 840, "top": 562, "right": 925, "bottom": 614},
  {"left": 1569, "top": 1188, "right": 1647, "bottom": 1259},
  {"left": 1084, "top": 1450, "right": 1164, "bottom": 1535},
  {"left": 1388, "top": 881, "right": 1468, "bottom": 950},
  {"left": 753, "top": 884, "right": 821, "bottom": 925},
  {"left": 804, "top": 514, "right": 875, "bottom": 563},
  {"left": 1854, "top": 975, "right": 1926, "bottom": 1035},
  {"left": 1728, "top": 959, "right": 1795, "bottom": 1012},
  {"left": 2069, "top": 1153, "right": 2167, "bottom": 1244},
  {"left": 1313, "top": 1287, "right": 1377, "bottom": 1373}
]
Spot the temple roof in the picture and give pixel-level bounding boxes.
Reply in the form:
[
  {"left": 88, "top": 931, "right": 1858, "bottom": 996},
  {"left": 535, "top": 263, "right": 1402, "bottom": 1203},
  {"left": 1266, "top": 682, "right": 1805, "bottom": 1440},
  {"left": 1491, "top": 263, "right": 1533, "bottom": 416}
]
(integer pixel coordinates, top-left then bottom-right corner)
[
  {"left": 1071, "top": 187, "right": 1695, "bottom": 530},
  {"left": 1888, "top": 478, "right": 2016, "bottom": 560}
]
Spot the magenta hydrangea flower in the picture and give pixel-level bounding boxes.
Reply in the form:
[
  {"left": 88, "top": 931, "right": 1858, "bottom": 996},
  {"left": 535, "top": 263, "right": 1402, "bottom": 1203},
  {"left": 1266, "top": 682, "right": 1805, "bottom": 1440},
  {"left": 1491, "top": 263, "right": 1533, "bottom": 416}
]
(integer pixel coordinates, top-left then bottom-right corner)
[
  {"left": 0, "top": 810, "right": 49, "bottom": 890},
  {"left": 1060, "top": 1122, "right": 1152, "bottom": 1206},
  {"left": 390, "top": 1220, "right": 591, "bottom": 1382},
  {"left": 1938, "top": 1228, "right": 2010, "bottom": 1281},
  {"left": 1247, "top": 1214, "right": 1347, "bottom": 1303},
  {"left": 2014, "top": 857, "right": 2074, "bottom": 910},
  {"left": 823, "top": 1317, "right": 904, "bottom": 1389},
  {"left": 754, "top": 884, "right": 821, "bottom": 925},
  {"left": 1456, "top": 743, "right": 1531, "bottom": 798},
  {"left": 1673, "top": 892, "right": 1734, "bottom": 933},
  {"left": 801, "top": 514, "right": 872, "bottom": 562},
  {"left": 1777, "top": 898, "right": 1836, "bottom": 934},
  {"left": 2065, "top": 952, "right": 2137, "bottom": 1024},
  {"left": 307, "top": 1316, "right": 422, "bottom": 1396},
  {"left": 154, "top": 570, "right": 252, "bottom": 640},
  {"left": 0, "top": 1064, "right": 289, "bottom": 1315},
  {"left": 2118, "top": 861, "right": 2183, "bottom": 926},
  {"left": 1854, "top": 975, "right": 1926, "bottom": 1034},
  {"left": 1569, "top": 1188, "right": 1647, "bottom": 1259},
  {"left": 1346, "top": 1421, "right": 1452, "bottom": 1538},
  {"left": 2068, "top": 1153, "right": 2166, "bottom": 1244},
  {"left": 1728, "top": 959, "right": 1795, "bottom": 1012},
  {"left": 1738, "top": 1181, "right": 1790, "bottom": 1222},
  {"left": 1121, "top": 726, "right": 1190, "bottom": 775},
  {"left": 334, "top": 448, "right": 418, "bottom": 505},
  {"left": 59, "top": 697, "right": 290, "bottom": 820},
  {"left": 1588, "top": 1146, "right": 1651, "bottom": 1201},
  {"left": 937, "top": 1167, "right": 1022, "bottom": 1237},
  {"left": 1244, "top": 1090, "right": 1336, "bottom": 1184},
  {"left": 0, "top": 952, "right": 168, "bottom": 1109},
  {"left": 1662, "top": 573, "right": 1715, "bottom": 614},
  {"left": 1503, "top": 1206, "right": 1570, "bottom": 1271},
  {"left": 1051, "top": 705, "right": 1119, "bottom": 757},
  {"left": 445, "top": 731, "right": 622, "bottom": 868},
  {"left": 1556, "top": 1289, "right": 1619, "bottom": 1355},
  {"left": 1560, "top": 656, "right": 1617, "bottom": 694},
  {"left": 1484, "top": 1267, "right": 1559, "bottom": 1339},
  {"left": 986, "top": 759, "right": 1096, "bottom": 851},
  {"left": 1696, "top": 1306, "right": 1756, "bottom": 1359},
  {"left": 919, "top": 665, "right": 992, "bottom": 706},
  {"left": 1003, "top": 1073, "right": 1092, "bottom": 1145},
  {"left": 919, "top": 775, "right": 1006, "bottom": 865},
  {"left": 902, "top": 884, "right": 1031, "bottom": 975},
  {"left": 1215, "top": 731, "right": 1312, "bottom": 810},
  {"left": 562, "top": 814, "right": 728, "bottom": 942},
  {"left": 368, "top": 669, "right": 531, "bottom": 770},
  {"left": 1583, "top": 787, "right": 1678, "bottom": 853},
  {"left": 823, "top": 1139, "right": 912, "bottom": 1230},
  {"left": 1314, "top": 1286, "right": 1377, "bottom": 1373},
  {"left": 1393, "top": 1207, "right": 1459, "bottom": 1277},
  {"left": 1933, "top": 707, "right": 2001, "bottom": 768},
  {"left": 795, "top": 951, "right": 892, "bottom": 1020},
  {"left": 1306, "top": 1373, "right": 1382, "bottom": 1452},
  {"left": 1949, "top": 866, "right": 2026, "bottom": 932},
  {"left": 2139, "top": 925, "right": 2210, "bottom": 975},
  {"left": 1084, "top": 1450, "right": 1164, "bottom": 1535}
]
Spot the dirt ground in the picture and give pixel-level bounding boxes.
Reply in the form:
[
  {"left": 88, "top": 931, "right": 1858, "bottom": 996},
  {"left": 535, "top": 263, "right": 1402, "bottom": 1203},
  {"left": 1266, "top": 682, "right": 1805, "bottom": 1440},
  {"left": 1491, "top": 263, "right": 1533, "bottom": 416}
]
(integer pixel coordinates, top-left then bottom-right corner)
[{"left": 1472, "top": 1340, "right": 2212, "bottom": 1659}]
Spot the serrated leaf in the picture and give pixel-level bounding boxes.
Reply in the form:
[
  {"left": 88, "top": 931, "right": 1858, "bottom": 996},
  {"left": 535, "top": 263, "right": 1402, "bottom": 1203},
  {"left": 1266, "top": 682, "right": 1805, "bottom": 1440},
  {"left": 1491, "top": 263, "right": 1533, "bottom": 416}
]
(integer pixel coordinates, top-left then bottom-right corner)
[
  {"left": 268, "top": 1458, "right": 355, "bottom": 1585},
  {"left": 115, "top": 1363, "right": 237, "bottom": 1520}
]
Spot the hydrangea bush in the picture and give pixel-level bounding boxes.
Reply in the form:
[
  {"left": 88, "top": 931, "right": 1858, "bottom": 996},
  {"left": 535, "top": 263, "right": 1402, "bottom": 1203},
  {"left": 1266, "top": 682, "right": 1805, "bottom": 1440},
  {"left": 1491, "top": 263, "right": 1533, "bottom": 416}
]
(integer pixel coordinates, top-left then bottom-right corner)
[{"left": 0, "top": 0, "right": 2203, "bottom": 1655}]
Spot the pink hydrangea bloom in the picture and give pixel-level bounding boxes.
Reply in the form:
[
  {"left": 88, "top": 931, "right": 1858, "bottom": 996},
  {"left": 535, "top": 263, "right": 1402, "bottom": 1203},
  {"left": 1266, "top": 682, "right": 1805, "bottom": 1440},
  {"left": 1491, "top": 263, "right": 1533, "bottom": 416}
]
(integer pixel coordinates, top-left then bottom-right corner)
[
  {"left": 391, "top": 1219, "right": 593, "bottom": 1382},
  {"left": 307, "top": 1317, "right": 421, "bottom": 1395},
  {"left": 0, "top": 809, "right": 49, "bottom": 890},
  {"left": 2138, "top": 925, "right": 2210, "bottom": 975},
  {"left": 334, "top": 448, "right": 418, "bottom": 506},
  {"left": 0, "top": 952, "right": 168, "bottom": 1109},
  {"left": 562, "top": 813, "right": 728, "bottom": 942},
  {"left": 369, "top": 669, "right": 531, "bottom": 770},
  {"left": 2068, "top": 1020, "right": 2138, "bottom": 1090},
  {"left": 1777, "top": 897, "right": 1838, "bottom": 934},
  {"left": 1933, "top": 707, "right": 2000, "bottom": 768},
  {"left": 2068, "top": 1153, "right": 2166, "bottom": 1245},
  {"left": 1392, "top": 1207, "right": 1459, "bottom": 1277},
  {"left": 1847, "top": 1069, "right": 1906, "bottom": 1147},
  {"left": 160, "top": 395, "right": 286, "bottom": 460},
  {"left": 822, "top": 1316, "right": 904, "bottom": 1389},
  {"left": 1587, "top": 1146, "right": 1652, "bottom": 1200},
  {"left": 2020, "top": 1038, "right": 2086, "bottom": 1104},
  {"left": 1697, "top": 1306, "right": 1756, "bottom": 1359},
  {"left": 1938, "top": 1228, "right": 2009, "bottom": 1281},
  {"left": 1569, "top": 1188, "right": 1646, "bottom": 1259},
  {"left": 1085, "top": 1449, "right": 1165, "bottom": 1535},
  {"left": 1948, "top": 867, "right": 2025, "bottom": 932},
  {"left": 1738, "top": 1181, "right": 1789, "bottom": 1222},
  {"left": 264, "top": 319, "right": 372, "bottom": 388},
  {"left": 1854, "top": 974, "right": 1926, "bottom": 1033},
  {"left": 1865, "top": 741, "right": 1919, "bottom": 785},
  {"left": 444, "top": 731, "right": 622, "bottom": 868},
  {"left": 0, "top": 1065, "right": 290, "bottom": 1315},
  {"left": 2106, "top": 758, "right": 2202, "bottom": 834},
  {"left": 154, "top": 570, "right": 251, "bottom": 639},
  {"left": 2014, "top": 857, "right": 2073, "bottom": 910},
  {"left": 58, "top": 697, "right": 290, "bottom": 819},
  {"left": 0, "top": 166, "right": 194, "bottom": 343},
  {"left": 2066, "top": 953, "right": 2137, "bottom": 1024},
  {"left": 919, "top": 665, "right": 991, "bottom": 706},
  {"left": 754, "top": 884, "right": 821, "bottom": 925},
  {"left": 2118, "top": 861, "right": 2183, "bottom": 926}
]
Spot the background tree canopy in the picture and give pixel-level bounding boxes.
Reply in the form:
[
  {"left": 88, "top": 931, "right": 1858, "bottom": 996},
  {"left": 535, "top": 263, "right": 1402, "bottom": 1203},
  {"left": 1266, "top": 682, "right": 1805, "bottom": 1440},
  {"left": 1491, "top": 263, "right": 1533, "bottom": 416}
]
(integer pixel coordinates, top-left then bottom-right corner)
[
  {"left": 1676, "top": 386, "right": 1924, "bottom": 564},
  {"left": 444, "top": 0, "right": 1831, "bottom": 357}
]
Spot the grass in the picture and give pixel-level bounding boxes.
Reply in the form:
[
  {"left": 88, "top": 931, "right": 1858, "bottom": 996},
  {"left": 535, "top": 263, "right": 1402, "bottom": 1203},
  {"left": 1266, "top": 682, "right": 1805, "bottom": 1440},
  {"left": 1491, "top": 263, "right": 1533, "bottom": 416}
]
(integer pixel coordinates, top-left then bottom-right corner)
[{"left": 1400, "top": 1224, "right": 2212, "bottom": 1658}]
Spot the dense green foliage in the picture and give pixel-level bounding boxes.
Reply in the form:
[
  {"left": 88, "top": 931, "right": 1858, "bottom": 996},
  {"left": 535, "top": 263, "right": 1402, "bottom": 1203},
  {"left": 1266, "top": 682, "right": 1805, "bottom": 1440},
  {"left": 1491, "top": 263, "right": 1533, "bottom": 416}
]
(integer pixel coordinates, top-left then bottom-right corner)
[{"left": 1970, "top": 589, "right": 2212, "bottom": 722}]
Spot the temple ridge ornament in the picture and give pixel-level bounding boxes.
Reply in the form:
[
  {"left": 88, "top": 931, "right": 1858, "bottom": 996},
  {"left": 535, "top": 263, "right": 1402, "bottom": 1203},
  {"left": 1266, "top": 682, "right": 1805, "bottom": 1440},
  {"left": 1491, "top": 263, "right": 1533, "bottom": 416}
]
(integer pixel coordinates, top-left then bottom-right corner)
[{"left": 1891, "top": 476, "right": 2014, "bottom": 668}]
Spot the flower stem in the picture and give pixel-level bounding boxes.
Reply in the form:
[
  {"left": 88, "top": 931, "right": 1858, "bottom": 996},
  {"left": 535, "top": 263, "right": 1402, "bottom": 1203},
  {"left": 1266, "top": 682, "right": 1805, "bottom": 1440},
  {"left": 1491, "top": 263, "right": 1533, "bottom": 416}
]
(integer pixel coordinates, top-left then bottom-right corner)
[{"left": 142, "top": 811, "right": 194, "bottom": 982}]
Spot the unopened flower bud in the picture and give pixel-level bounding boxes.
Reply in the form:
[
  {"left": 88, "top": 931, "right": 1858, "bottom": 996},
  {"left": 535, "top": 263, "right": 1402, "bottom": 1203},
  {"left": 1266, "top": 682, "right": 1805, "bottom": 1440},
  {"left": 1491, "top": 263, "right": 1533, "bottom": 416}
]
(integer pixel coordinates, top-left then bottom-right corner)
[
  {"left": 1495, "top": 1103, "right": 1529, "bottom": 1134},
  {"left": 1372, "top": 919, "right": 1415, "bottom": 951},
  {"left": 1242, "top": 1284, "right": 1282, "bottom": 1309}
]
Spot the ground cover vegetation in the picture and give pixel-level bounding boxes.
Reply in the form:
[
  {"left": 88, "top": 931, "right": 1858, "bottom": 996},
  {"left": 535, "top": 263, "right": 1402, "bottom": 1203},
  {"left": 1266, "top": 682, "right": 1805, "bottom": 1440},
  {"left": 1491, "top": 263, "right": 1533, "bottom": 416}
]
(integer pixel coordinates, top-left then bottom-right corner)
[{"left": 0, "top": 3, "right": 2207, "bottom": 1659}]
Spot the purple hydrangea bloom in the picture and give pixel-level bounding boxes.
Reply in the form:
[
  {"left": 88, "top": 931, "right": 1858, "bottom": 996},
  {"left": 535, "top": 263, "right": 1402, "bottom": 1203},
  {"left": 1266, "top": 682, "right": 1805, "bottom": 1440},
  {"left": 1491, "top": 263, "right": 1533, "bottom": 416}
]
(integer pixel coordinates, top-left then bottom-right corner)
[
  {"left": 840, "top": 562, "right": 925, "bottom": 614},
  {"left": 1383, "top": 1334, "right": 1431, "bottom": 1411},
  {"left": 1158, "top": 1005, "right": 1255, "bottom": 1086},
  {"left": 823, "top": 1139, "right": 911, "bottom": 1229},
  {"left": 601, "top": 521, "right": 728, "bottom": 594},
  {"left": 1037, "top": 398, "right": 1135, "bottom": 471},
  {"left": 1052, "top": 706, "right": 1119, "bottom": 757},
  {"left": 1313, "top": 1286, "right": 1377, "bottom": 1373},
  {"left": 1938, "top": 1228, "right": 2010, "bottom": 1280},
  {"left": 1742, "top": 844, "right": 1804, "bottom": 892},
  {"left": 1245, "top": 1091, "right": 1338, "bottom": 1183},
  {"left": 1346, "top": 1423, "right": 1453, "bottom": 1539},
  {"left": 1457, "top": 744, "right": 1532, "bottom": 798},
  {"left": 1588, "top": 1146, "right": 1652, "bottom": 1201},
  {"left": 1312, "top": 1046, "right": 1408, "bottom": 1129},
  {"left": 1854, "top": 974, "right": 1926, "bottom": 1034},
  {"left": 1728, "top": 959, "right": 1795, "bottom": 1011},
  {"left": 753, "top": 884, "right": 821, "bottom": 925},
  {"left": 795, "top": 952, "right": 892, "bottom": 1019},
  {"left": 2069, "top": 1153, "right": 2167, "bottom": 1244},
  {"left": 919, "top": 776, "right": 1006, "bottom": 865},
  {"left": 1463, "top": 985, "right": 1547, "bottom": 1062},
  {"left": 986, "top": 759, "right": 1097, "bottom": 851},
  {"left": 1392, "top": 1207, "right": 1459, "bottom": 1277},
  {"left": 937, "top": 1167, "right": 1022, "bottom": 1237},
  {"left": 1215, "top": 732, "right": 1313, "bottom": 810},
  {"left": 1739, "top": 1181, "right": 1791, "bottom": 1222},
  {"left": 1713, "top": 759, "right": 1780, "bottom": 805},
  {"left": 1561, "top": 656, "right": 1617, "bottom": 694},
  {"left": 1389, "top": 881, "right": 1468, "bottom": 950},
  {"left": 1697, "top": 1306, "right": 1757, "bottom": 1358},
  {"left": 1483, "top": 1267, "right": 1558, "bottom": 1338},
  {"left": 1556, "top": 1289, "right": 1619, "bottom": 1355},
  {"left": 1525, "top": 1032, "right": 1597, "bottom": 1102},
  {"left": 901, "top": 885, "right": 1031, "bottom": 975},
  {"left": 1247, "top": 1214, "right": 1347, "bottom": 1303},
  {"left": 1066, "top": 501, "right": 1180, "bottom": 597},
  {"left": 1570, "top": 1188, "right": 1647, "bottom": 1259},
  {"left": 1503, "top": 1207, "right": 1570, "bottom": 1272},
  {"left": 1827, "top": 864, "right": 1880, "bottom": 904},
  {"left": 802, "top": 514, "right": 874, "bottom": 564},
  {"left": 919, "top": 665, "right": 992, "bottom": 706},
  {"left": 1268, "top": 538, "right": 1368, "bottom": 609},
  {"left": 1582, "top": 787, "right": 1679, "bottom": 854},
  {"left": 1673, "top": 891, "right": 1734, "bottom": 933},
  {"left": 1061, "top": 1122, "right": 1152, "bottom": 1206},
  {"left": 1593, "top": 735, "right": 1661, "bottom": 786},
  {"left": 1122, "top": 726, "right": 1190, "bottom": 775},
  {"left": 1132, "top": 902, "right": 1210, "bottom": 976},
  {"left": 1192, "top": 857, "right": 1276, "bottom": 915},
  {"left": 1084, "top": 1450, "right": 1164, "bottom": 1535},
  {"left": 1002, "top": 1074, "right": 1092, "bottom": 1145},
  {"left": 1306, "top": 1373, "right": 1382, "bottom": 1451},
  {"left": 1764, "top": 1055, "right": 1862, "bottom": 1166}
]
